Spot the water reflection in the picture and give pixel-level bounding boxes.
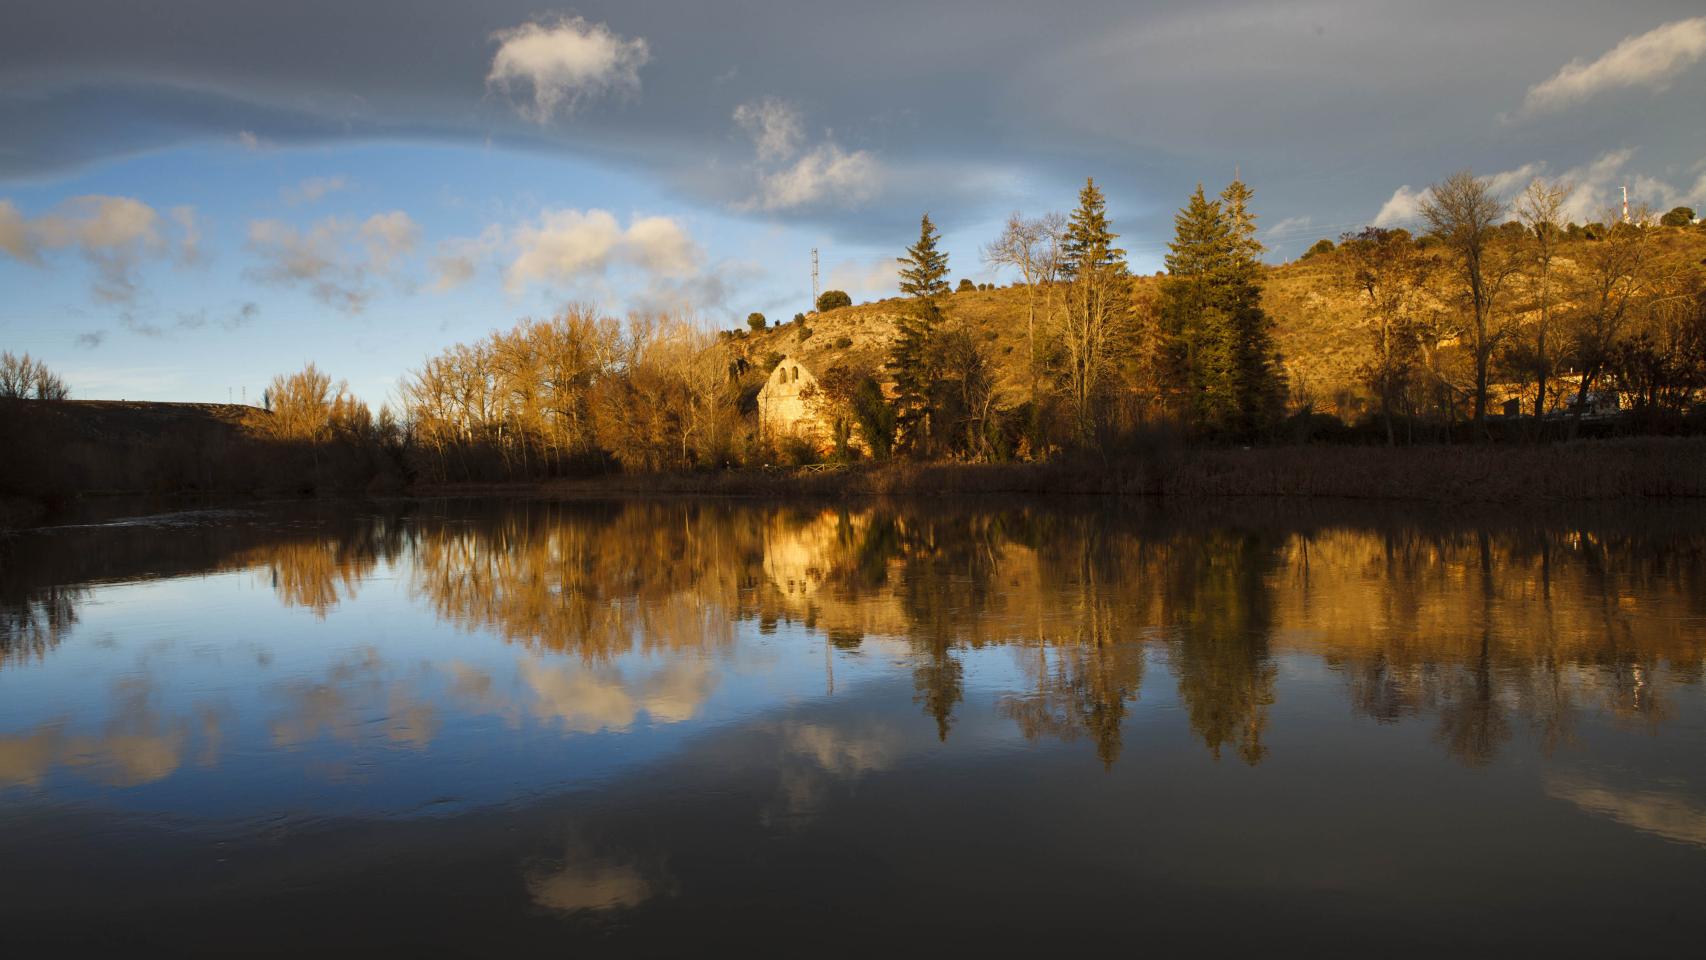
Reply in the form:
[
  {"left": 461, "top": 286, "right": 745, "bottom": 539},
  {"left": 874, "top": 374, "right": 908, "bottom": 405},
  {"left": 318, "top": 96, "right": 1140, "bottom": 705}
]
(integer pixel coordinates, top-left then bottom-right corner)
[{"left": 3, "top": 499, "right": 1706, "bottom": 780}]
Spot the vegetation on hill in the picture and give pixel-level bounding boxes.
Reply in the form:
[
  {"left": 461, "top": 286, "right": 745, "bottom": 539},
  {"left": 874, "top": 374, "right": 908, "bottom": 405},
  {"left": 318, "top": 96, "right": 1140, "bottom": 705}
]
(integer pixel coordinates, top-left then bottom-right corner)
[{"left": 7, "top": 168, "right": 1706, "bottom": 511}]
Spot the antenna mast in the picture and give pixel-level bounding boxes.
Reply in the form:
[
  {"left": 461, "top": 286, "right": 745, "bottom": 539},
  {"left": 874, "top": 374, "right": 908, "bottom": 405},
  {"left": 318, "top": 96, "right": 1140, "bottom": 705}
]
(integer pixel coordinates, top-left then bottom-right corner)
[
  {"left": 1622, "top": 184, "right": 1630, "bottom": 225},
  {"left": 811, "top": 247, "right": 820, "bottom": 310}
]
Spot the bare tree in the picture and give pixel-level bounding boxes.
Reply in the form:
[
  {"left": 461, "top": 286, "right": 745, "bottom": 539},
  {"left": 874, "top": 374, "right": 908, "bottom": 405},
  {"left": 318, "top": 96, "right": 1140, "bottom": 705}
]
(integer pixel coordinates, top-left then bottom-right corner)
[
  {"left": 1420, "top": 170, "right": 1522, "bottom": 439},
  {"left": 1336, "top": 228, "right": 1433, "bottom": 444},
  {"left": 1565, "top": 207, "right": 1661, "bottom": 434},
  {"left": 1057, "top": 257, "right": 1129, "bottom": 444},
  {"left": 0, "top": 351, "right": 70, "bottom": 400},
  {"left": 982, "top": 212, "right": 1065, "bottom": 417},
  {"left": 1513, "top": 177, "right": 1569, "bottom": 419}
]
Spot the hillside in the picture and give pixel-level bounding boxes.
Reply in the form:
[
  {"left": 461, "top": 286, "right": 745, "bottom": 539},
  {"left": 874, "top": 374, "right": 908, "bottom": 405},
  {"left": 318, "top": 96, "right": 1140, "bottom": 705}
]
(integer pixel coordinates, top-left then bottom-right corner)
[
  {"left": 732, "top": 228, "right": 1706, "bottom": 416},
  {"left": 0, "top": 400, "right": 259, "bottom": 500}
]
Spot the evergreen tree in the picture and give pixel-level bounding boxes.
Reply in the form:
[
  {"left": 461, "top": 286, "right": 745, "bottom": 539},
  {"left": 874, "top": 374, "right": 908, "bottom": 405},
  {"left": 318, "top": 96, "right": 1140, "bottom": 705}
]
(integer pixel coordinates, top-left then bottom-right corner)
[
  {"left": 1055, "top": 177, "right": 1130, "bottom": 443},
  {"left": 1060, "top": 178, "right": 1126, "bottom": 279},
  {"left": 1217, "top": 178, "right": 1286, "bottom": 434},
  {"left": 898, "top": 214, "right": 950, "bottom": 299},
  {"left": 887, "top": 298, "right": 944, "bottom": 454},
  {"left": 1157, "top": 180, "right": 1285, "bottom": 438}
]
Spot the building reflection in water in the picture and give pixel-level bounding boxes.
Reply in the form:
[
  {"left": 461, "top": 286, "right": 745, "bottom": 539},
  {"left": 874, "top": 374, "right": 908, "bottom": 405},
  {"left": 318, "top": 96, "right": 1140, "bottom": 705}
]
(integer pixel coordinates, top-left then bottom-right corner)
[{"left": 4, "top": 499, "right": 1705, "bottom": 774}]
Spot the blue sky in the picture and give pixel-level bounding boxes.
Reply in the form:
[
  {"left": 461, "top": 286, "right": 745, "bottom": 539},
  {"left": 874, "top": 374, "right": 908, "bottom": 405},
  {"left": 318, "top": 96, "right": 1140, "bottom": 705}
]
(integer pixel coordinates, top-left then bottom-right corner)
[{"left": 2, "top": 1, "right": 1704, "bottom": 403}]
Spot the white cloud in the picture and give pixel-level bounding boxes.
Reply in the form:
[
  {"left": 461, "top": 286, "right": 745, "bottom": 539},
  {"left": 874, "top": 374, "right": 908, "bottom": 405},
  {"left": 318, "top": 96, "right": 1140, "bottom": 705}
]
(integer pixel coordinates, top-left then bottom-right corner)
[
  {"left": 1555, "top": 148, "right": 1638, "bottom": 223},
  {"left": 20, "top": 195, "right": 182, "bottom": 302},
  {"left": 504, "top": 208, "right": 702, "bottom": 292},
  {"left": 520, "top": 657, "right": 714, "bottom": 733},
  {"left": 1371, "top": 161, "right": 1555, "bottom": 228},
  {"left": 235, "top": 130, "right": 264, "bottom": 151},
  {"left": 1522, "top": 17, "right": 1706, "bottom": 114},
  {"left": 734, "top": 97, "right": 804, "bottom": 163},
  {"left": 487, "top": 17, "right": 649, "bottom": 123},
  {"left": 621, "top": 216, "right": 699, "bottom": 277},
  {"left": 1263, "top": 214, "right": 1313, "bottom": 238},
  {"left": 1484, "top": 162, "right": 1544, "bottom": 196},
  {"left": 1371, "top": 185, "right": 1428, "bottom": 228},
  {"left": 751, "top": 144, "right": 882, "bottom": 212},
  {"left": 283, "top": 175, "right": 349, "bottom": 205},
  {"left": 246, "top": 210, "right": 419, "bottom": 312},
  {"left": 359, "top": 211, "right": 419, "bottom": 272},
  {"left": 730, "top": 96, "right": 884, "bottom": 212}
]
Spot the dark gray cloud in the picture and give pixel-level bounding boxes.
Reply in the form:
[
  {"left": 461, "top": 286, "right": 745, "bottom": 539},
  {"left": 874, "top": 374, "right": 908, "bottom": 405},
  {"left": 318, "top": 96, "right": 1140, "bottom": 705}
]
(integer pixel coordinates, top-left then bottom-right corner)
[{"left": 3, "top": 1, "right": 1704, "bottom": 255}]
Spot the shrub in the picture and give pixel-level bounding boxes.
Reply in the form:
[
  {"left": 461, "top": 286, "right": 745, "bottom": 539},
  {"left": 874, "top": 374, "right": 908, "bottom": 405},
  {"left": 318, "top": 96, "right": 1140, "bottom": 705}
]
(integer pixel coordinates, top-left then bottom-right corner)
[
  {"left": 778, "top": 435, "right": 820, "bottom": 466},
  {"left": 834, "top": 336, "right": 853, "bottom": 349},
  {"left": 956, "top": 278, "right": 975, "bottom": 292},
  {"left": 1303, "top": 238, "right": 1335, "bottom": 259},
  {"left": 747, "top": 312, "right": 767, "bottom": 331},
  {"left": 816, "top": 290, "right": 852, "bottom": 312},
  {"left": 1660, "top": 206, "right": 1696, "bottom": 227}
]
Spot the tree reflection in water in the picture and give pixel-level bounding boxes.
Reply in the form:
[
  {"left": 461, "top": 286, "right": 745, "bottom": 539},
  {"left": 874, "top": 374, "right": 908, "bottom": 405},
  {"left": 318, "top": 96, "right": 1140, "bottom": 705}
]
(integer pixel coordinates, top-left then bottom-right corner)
[{"left": 5, "top": 499, "right": 1705, "bottom": 768}]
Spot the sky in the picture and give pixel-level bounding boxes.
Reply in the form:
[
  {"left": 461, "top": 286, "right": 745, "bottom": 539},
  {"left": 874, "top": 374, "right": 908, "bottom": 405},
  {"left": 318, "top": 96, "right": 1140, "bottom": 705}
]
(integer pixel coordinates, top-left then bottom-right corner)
[{"left": 2, "top": 0, "right": 1704, "bottom": 403}]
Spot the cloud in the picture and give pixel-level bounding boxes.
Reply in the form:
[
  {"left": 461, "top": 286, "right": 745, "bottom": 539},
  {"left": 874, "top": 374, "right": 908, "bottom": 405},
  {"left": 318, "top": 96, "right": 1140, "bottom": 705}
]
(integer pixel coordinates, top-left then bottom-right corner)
[
  {"left": 23, "top": 195, "right": 180, "bottom": 302},
  {"left": 235, "top": 130, "right": 265, "bottom": 151},
  {"left": 74, "top": 331, "right": 106, "bottom": 349},
  {"left": 734, "top": 97, "right": 804, "bottom": 163},
  {"left": 1522, "top": 17, "right": 1706, "bottom": 114},
  {"left": 246, "top": 211, "right": 418, "bottom": 312},
  {"left": 752, "top": 144, "right": 882, "bottom": 212},
  {"left": 428, "top": 225, "right": 503, "bottom": 292},
  {"left": 487, "top": 17, "right": 650, "bottom": 123},
  {"left": 169, "top": 205, "right": 203, "bottom": 264},
  {"left": 120, "top": 313, "right": 167, "bottom": 338},
  {"left": 731, "top": 97, "right": 883, "bottom": 212},
  {"left": 359, "top": 210, "right": 420, "bottom": 272},
  {"left": 1484, "top": 162, "right": 1544, "bottom": 196},
  {"left": 1263, "top": 214, "right": 1313, "bottom": 238},
  {"left": 1370, "top": 161, "right": 1550, "bottom": 228},
  {"left": 519, "top": 657, "right": 715, "bottom": 733},
  {"left": 1554, "top": 148, "right": 1638, "bottom": 223},
  {"left": 504, "top": 208, "right": 702, "bottom": 292},
  {"left": 0, "top": 200, "right": 36, "bottom": 263},
  {"left": 283, "top": 175, "right": 349, "bottom": 205},
  {"left": 827, "top": 258, "right": 897, "bottom": 300},
  {"left": 1371, "top": 185, "right": 1429, "bottom": 228},
  {"left": 172, "top": 301, "right": 261, "bottom": 334},
  {"left": 1547, "top": 773, "right": 1706, "bottom": 848}
]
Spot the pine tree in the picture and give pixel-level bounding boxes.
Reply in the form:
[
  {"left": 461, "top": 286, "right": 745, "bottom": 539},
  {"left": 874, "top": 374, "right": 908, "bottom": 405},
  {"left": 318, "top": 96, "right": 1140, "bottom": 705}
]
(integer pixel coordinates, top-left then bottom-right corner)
[
  {"left": 898, "top": 214, "right": 950, "bottom": 299},
  {"left": 1157, "top": 180, "right": 1286, "bottom": 438},
  {"left": 887, "top": 297, "right": 943, "bottom": 455},
  {"left": 1055, "top": 177, "right": 1130, "bottom": 443},
  {"left": 1060, "top": 178, "right": 1126, "bottom": 279},
  {"left": 1218, "top": 178, "right": 1286, "bottom": 434}
]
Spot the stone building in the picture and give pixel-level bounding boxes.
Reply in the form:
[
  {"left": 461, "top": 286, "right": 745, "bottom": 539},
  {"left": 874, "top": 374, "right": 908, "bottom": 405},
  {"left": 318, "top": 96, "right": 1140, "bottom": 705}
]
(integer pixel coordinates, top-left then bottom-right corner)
[{"left": 756, "top": 355, "right": 831, "bottom": 449}]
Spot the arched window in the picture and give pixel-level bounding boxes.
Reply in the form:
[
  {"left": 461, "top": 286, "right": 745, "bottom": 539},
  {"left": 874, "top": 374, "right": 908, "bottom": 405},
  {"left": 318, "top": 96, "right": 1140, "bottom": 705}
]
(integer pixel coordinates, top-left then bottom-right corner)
[{"left": 790, "top": 366, "right": 799, "bottom": 383}]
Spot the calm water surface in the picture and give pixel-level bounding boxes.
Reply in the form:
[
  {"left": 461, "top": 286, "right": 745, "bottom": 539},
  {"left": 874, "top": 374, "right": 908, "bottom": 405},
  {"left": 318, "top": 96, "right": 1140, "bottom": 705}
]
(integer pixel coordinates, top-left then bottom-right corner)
[{"left": 2, "top": 498, "right": 1704, "bottom": 955}]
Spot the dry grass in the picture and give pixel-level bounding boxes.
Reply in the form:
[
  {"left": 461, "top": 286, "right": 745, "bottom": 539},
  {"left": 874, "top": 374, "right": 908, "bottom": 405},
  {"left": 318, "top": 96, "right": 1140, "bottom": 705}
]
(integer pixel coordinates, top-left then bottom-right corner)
[{"left": 450, "top": 436, "right": 1706, "bottom": 503}]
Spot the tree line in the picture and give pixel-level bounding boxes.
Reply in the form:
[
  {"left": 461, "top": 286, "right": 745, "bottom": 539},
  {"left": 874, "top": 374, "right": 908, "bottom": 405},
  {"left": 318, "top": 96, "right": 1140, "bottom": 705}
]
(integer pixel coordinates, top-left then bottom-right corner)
[
  {"left": 249, "top": 170, "right": 1706, "bottom": 480},
  {"left": 9, "top": 168, "right": 1706, "bottom": 487}
]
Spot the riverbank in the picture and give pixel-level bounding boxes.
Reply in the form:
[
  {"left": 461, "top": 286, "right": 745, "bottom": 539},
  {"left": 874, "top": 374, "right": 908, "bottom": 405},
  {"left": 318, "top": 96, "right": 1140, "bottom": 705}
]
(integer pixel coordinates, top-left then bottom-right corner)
[
  {"left": 8, "top": 434, "right": 1705, "bottom": 531},
  {"left": 417, "top": 436, "right": 1706, "bottom": 503}
]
